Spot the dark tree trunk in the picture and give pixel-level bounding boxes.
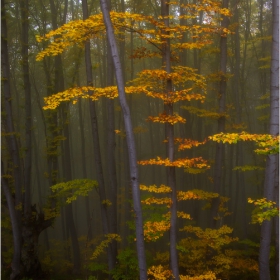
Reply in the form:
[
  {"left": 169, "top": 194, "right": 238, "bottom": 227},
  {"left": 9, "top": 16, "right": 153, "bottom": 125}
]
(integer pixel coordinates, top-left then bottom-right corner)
[
  {"left": 161, "top": 1, "right": 179, "bottom": 278},
  {"left": 62, "top": 108, "right": 82, "bottom": 274},
  {"left": 210, "top": 0, "right": 229, "bottom": 228},
  {"left": 99, "top": 0, "right": 147, "bottom": 278},
  {"left": 82, "top": 0, "right": 115, "bottom": 272},
  {"left": 2, "top": 2, "right": 22, "bottom": 278}
]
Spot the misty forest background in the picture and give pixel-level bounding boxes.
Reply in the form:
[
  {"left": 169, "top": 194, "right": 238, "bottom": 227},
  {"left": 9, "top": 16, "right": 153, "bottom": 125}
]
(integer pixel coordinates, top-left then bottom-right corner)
[{"left": 1, "top": 0, "right": 279, "bottom": 279}]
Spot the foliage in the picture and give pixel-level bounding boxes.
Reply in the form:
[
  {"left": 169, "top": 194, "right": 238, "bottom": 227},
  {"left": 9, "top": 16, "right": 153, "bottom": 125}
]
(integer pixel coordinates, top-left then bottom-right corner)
[
  {"left": 209, "top": 132, "right": 279, "bottom": 155},
  {"left": 233, "top": 165, "right": 265, "bottom": 171},
  {"left": 110, "top": 248, "right": 139, "bottom": 280},
  {"left": 178, "top": 226, "right": 235, "bottom": 278},
  {"left": 140, "top": 185, "right": 222, "bottom": 242},
  {"left": 90, "top": 234, "right": 121, "bottom": 260},
  {"left": 248, "top": 197, "right": 279, "bottom": 224},
  {"left": 139, "top": 157, "right": 210, "bottom": 169},
  {"left": 147, "top": 265, "right": 173, "bottom": 279},
  {"left": 179, "top": 272, "right": 217, "bottom": 279},
  {"left": 50, "top": 179, "right": 98, "bottom": 204}
]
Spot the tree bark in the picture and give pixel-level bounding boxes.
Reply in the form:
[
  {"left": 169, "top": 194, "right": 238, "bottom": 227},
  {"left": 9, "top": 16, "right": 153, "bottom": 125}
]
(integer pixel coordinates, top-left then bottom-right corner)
[
  {"left": 210, "top": 0, "right": 229, "bottom": 228},
  {"left": 106, "top": 0, "right": 118, "bottom": 267},
  {"left": 99, "top": 0, "right": 147, "bottom": 278},
  {"left": 82, "top": 0, "right": 115, "bottom": 272},
  {"left": 2, "top": 2, "right": 22, "bottom": 278},
  {"left": 259, "top": 0, "right": 279, "bottom": 278},
  {"left": 160, "top": 1, "right": 179, "bottom": 278}
]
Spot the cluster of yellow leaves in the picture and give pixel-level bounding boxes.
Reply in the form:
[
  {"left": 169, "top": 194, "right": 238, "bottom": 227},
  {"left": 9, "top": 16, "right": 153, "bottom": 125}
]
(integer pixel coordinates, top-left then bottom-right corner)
[
  {"left": 177, "top": 211, "right": 192, "bottom": 220},
  {"left": 181, "top": 0, "right": 232, "bottom": 17},
  {"left": 175, "top": 138, "right": 207, "bottom": 150},
  {"left": 145, "top": 90, "right": 205, "bottom": 104},
  {"left": 144, "top": 220, "right": 170, "bottom": 241},
  {"left": 180, "top": 225, "right": 238, "bottom": 250},
  {"left": 179, "top": 272, "right": 217, "bottom": 280},
  {"left": 177, "top": 191, "right": 201, "bottom": 201},
  {"left": 147, "top": 265, "right": 173, "bottom": 279},
  {"left": 50, "top": 179, "right": 98, "bottom": 204},
  {"left": 91, "top": 234, "right": 121, "bottom": 260},
  {"left": 134, "top": 67, "right": 207, "bottom": 91},
  {"left": 142, "top": 197, "right": 171, "bottom": 206},
  {"left": 139, "top": 156, "right": 210, "bottom": 169},
  {"left": 209, "top": 132, "right": 279, "bottom": 154},
  {"left": 140, "top": 184, "right": 171, "bottom": 193},
  {"left": 216, "top": 196, "right": 232, "bottom": 219},
  {"left": 147, "top": 113, "right": 186, "bottom": 124},
  {"left": 141, "top": 189, "right": 219, "bottom": 206},
  {"left": 248, "top": 197, "right": 279, "bottom": 224},
  {"left": 43, "top": 86, "right": 118, "bottom": 110},
  {"left": 36, "top": 4, "right": 231, "bottom": 62}
]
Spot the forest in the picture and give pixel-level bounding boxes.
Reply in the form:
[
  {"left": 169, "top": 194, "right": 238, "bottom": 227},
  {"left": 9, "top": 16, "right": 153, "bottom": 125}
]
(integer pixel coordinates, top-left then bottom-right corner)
[{"left": 1, "top": 0, "right": 279, "bottom": 279}]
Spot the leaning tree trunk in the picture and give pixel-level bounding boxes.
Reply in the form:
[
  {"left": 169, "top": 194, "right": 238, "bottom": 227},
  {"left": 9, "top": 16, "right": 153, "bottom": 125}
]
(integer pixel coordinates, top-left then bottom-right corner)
[
  {"left": 259, "top": 0, "right": 279, "bottom": 278},
  {"left": 99, "top": 0, "right": 147, "bottom": 279}
]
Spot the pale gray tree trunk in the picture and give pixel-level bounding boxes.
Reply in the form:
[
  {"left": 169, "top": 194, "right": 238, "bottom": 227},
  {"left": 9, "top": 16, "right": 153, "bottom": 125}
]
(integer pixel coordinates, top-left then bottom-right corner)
[
  {"left": 259, "top": 0, "right": 279, "bottom": 278},
  {"left": 99, "top": 0, "right": 147, "bottom": 278},
  {"left": 106, "top": 0, "right": 118, "bottom": 267}
]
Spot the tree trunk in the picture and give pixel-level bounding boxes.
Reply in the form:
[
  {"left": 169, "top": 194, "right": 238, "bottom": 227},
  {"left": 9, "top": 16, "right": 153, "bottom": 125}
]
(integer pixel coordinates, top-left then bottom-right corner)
[
  {"left": 62, "top": 108, "right": 82, "bottom": 274},
  {"left": 82, "top": 0, "right": 115, "bottom": 272},
  {"left": 106, "top": 0, "right": 118, "bottom": 267},
  {"left": 210, "top": 0, "right": 229, "bottom": 228},
  {"left": 1, "top": 172, "right": 21, "bottom": 280},
  {"left": 160, "top": 0, "right": 179, "bottom": 278},
  {"left": 259, "top": 0, "right": 279, "bottom": 278},
  {"left": 99, "top": 0, "right": 147, "bottom": 278},
  {"left": 2, "top": 2, "right": 22, "bottom": 278}
]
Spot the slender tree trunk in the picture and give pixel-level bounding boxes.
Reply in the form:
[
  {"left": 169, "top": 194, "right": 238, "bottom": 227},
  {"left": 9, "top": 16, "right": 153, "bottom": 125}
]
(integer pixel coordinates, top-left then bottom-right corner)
[
  {"left": 2, "top": 2, "right": 22, "bottom": 278},
  {"left": 99, "top": 1, "right": 147, "bottom": 278},
  {"left": 19, "top": 0, "right": 32, "bottom": 217},
  {"left": 19, "top": 0, "right": 42, "bottom": 275},
  {"left": 210, "top": 0, "right": 229, "bottom": 228},
  {"left": 78, "top": 101, "right": 93, "bottom": 240},
  {"left": 62, "top": 107, "right": 82, "bottom": 274},
  {"left": 232, "top": 2, "right": 247, "bottom": 237},
  {"left": 1, "top": 172, "right": 21, "bottom": 280},
  {"left": 160, "top": 1, "right": 179, "bottom": 278},
  {"left": 259, "top": 0, "right": 279, "bottom": 278},
  {"left": 82, "top": 0, "right": 115, "bottom": 273},
  {"left": 106, "top": 0, "right": 118, "bottom": 267}
]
